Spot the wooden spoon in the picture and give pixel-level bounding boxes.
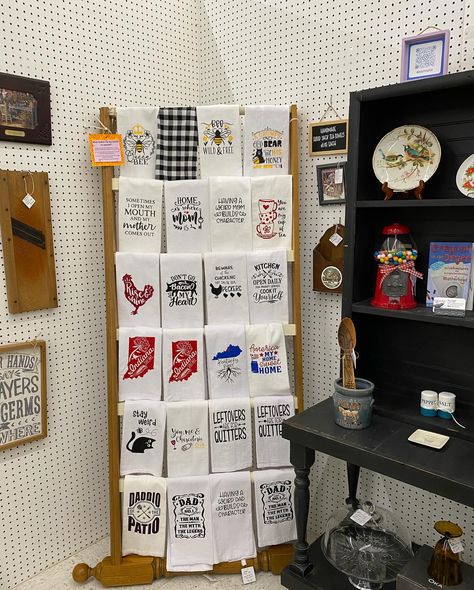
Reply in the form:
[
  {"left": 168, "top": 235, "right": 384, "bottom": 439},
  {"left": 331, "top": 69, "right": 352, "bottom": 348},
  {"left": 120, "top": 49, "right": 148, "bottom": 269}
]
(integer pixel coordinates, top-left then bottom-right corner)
[{"left": 338, "top": 317, "right": 356, "bottom": 389}]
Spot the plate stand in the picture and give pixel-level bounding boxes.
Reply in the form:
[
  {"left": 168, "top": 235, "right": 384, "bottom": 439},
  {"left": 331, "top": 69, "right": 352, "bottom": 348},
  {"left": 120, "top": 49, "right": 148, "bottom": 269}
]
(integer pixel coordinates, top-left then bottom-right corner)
[{"left": 382, "top": 180, "right": 425, "bottom": 201}]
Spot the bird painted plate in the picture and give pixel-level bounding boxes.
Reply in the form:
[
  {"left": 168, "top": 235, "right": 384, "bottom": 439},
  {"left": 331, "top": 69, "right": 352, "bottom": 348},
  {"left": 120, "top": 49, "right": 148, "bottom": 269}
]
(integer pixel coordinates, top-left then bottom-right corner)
[
  {"left": 456, "top": 154, "right": 474, "bottom": 197},
  {"left": 372, "top": 125, "right": 441, "bottom": 191}
]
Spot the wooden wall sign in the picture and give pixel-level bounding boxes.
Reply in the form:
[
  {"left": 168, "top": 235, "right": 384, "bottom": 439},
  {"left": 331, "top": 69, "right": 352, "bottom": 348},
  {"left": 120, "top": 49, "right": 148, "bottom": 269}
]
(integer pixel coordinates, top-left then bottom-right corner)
[
  {"left": 0, "top": 340, "right": 47, "bottom": 451},
  {"left": 0, "top": 170, "right": 57, "bottom": 313},
  {"left": 309, "top": 119, "right": 348, "bottom": 156}
]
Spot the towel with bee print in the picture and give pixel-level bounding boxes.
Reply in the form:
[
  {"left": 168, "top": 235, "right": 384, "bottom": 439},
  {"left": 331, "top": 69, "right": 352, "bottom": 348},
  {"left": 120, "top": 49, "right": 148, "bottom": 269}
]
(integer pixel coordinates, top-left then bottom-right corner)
[
  {"left": 196, "top": 105, "right": 242, "bottom": 177},
  {"left": 203, "top": 252, "right": 249, "bottom": 325},
  {"left": 156, "top": 107, "right": 199, "bottom": 181},
  {"left": 117, "top": 107, "right": 158, "bottom": 179},
  {"left": 120, "top": 401, "right": 166, "bottom": 477}
]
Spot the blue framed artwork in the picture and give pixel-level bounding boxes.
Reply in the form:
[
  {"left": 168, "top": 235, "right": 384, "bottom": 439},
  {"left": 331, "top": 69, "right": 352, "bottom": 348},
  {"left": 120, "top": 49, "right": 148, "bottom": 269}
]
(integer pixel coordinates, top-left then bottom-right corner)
[{"left": 401, "top": 30, "right": 450, "bottom": 82}]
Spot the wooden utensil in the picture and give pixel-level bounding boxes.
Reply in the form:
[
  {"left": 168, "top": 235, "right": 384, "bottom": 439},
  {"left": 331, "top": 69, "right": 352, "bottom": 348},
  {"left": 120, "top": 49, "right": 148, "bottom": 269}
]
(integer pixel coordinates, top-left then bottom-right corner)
[{"left": 338, "top": 317, "right": 356, "bottom": 389}]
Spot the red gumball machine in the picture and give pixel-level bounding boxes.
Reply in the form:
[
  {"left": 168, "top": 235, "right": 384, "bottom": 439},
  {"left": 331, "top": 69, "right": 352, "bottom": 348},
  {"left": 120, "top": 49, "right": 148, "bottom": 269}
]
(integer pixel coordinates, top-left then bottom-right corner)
[{"left": 372, "top": 223, "right": 423, "bottom": 310}]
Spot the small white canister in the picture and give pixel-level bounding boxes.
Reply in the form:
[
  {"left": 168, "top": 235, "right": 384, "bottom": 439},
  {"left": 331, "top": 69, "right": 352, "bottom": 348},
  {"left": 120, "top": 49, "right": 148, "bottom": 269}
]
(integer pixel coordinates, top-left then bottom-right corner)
[
  {"left": 420, "top": 390, "right": 438, "bottom": 417},
  {"left": 438, "top": 391, "right": 456, "bottom": 419}
]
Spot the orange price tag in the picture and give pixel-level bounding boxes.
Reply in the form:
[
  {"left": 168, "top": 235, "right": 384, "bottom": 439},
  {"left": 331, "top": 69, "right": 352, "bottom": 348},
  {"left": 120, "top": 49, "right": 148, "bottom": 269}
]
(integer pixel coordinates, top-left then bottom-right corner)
[{"left": 89, "top": 133, "right": 124, "bottom": 166}]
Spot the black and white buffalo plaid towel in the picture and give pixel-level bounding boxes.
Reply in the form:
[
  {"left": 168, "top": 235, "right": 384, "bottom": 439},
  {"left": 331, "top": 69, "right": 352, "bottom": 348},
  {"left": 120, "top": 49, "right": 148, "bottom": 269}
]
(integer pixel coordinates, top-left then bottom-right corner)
[{"left": 155, "top": 107, "right": 198, "bottom": 180}]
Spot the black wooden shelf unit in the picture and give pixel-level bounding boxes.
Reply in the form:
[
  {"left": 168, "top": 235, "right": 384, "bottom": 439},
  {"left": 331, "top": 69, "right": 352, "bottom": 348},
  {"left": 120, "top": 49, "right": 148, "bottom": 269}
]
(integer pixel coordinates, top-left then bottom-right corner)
[{"left": 281, "top": 71, "right": 474, "bottom": 590}]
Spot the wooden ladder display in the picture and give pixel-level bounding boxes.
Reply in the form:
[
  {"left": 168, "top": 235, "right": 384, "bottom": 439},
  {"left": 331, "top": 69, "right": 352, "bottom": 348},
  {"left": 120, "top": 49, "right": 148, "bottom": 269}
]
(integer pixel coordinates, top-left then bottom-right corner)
[{"left": 73, "top": 105, "right": 303, "bottom": 587}]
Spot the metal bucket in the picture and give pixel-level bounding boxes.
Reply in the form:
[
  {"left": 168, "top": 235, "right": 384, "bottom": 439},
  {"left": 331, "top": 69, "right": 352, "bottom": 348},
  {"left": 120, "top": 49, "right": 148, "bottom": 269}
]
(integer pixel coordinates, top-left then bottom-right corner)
[{"left": 333, "top": 378, "right": 375, "bottom": 430}]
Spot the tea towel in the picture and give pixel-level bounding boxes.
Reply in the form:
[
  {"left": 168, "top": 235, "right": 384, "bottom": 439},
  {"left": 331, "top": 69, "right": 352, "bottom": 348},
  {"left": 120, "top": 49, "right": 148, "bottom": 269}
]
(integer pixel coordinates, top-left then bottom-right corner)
[
  {"left": 247, "top": 249, "right": 289, "bottom": 324},
  {"left": 117, "top": 177, "right": 163, "bottom": 253},
  {"left": 205, "top": 324, "right": 249, "bottom": 399},
  {"left": 209, "top": 397, "right": 252, "bottom": 473},
  {"left": 118, "top": 327, "right": 162, "bottom": 401},
  {"left": 116, "top": 252, "right": 160, "bottom": 328},
  {"left": 160, "top": 253, "right": 203, "bottom": 328},
  {"left": 246, "top": 323, "right": 291, "bottom": 397},
  {"left": 117, "top": 107, "right": 157, "bottom": 179},
  {"left": 196, "top": 105, "right": 242, "bottom": 177},
  {"left": 166, "top": 400, "right": 209, "bottom": 477},
  {"left": 210, "top": 471, "right": 256, "bottom": 563},
  {"left": 243, "top": 105, "right": 289, "bottom": 176},
  {"left": 204, "top": 252, "right": 249, "bottom": 324},
  {"left": 155, "top": 107, "right": 198, "bottom": 181},
  {"left": 163, "top": 328, "right": 206, "bottom": 401},
  {"left": 164, "top": 179, "right": 210, "bottom": 253},
  {"left": 253, "top": 395, "right": 294, "bottom": 468},
  {"left": 120, "top": 401, "right": 166, "bottom": 477},
  {"left": 122, "top": 474, "right": 166, "bottom": 557},
  {"left": 209, "top": 177, "right": 252, "bottom": 252},
  {"left": 251, "top": 175, "right": 293, "bottom": 250},
  {"left": 253, "top": 468, "right": 296, "bottom": 547}
]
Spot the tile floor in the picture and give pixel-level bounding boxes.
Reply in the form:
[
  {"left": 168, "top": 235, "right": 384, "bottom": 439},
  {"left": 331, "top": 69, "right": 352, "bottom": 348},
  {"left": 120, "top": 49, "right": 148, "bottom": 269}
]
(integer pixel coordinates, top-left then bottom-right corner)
[{"left": 13, "top": 539, "right": 287, "bottom": 590}]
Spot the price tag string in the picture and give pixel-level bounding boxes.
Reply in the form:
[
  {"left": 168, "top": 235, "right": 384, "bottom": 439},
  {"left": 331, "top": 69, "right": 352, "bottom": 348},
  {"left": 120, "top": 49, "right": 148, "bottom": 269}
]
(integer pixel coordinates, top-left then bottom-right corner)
[{"left": 22, "top": 171, "right": 35, "bottom": 196}]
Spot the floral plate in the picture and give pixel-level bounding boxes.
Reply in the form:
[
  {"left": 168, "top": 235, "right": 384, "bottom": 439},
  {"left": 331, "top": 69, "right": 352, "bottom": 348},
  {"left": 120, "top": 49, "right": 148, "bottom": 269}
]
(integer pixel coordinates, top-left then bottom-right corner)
[
  {"left": 372, "top": 125, "right": 441, "bottom": 191},
  {"left": 456, "top": 154, "right": 474, "bottom": 198}
]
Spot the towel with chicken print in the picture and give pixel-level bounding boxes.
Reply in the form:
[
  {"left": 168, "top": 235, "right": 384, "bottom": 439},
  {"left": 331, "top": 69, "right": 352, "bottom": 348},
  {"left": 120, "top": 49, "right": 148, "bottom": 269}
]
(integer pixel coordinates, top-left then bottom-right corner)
[
  {"left": 116, "top": 252, "right": 161, "bottom": 328},
  {"left": 162, "top": 328, "right": 206, "bottom": 401},
  {"left": 204, "top": 252, "right": 249, "bottom": 325},
  {"left": 160, "top": 253, "right": 204, "bottom": 328}
]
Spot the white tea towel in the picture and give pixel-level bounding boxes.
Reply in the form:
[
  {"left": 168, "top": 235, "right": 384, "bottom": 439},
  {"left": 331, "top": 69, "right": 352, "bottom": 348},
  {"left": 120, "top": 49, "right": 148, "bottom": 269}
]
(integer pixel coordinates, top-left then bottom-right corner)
[
  {"left": 209, "top": 397, "right": 252, "bottom": 473},
  {"left": 117, "top": 177, "right": 163, "bottom": 253},
  {"left": 196, "top": 105, "right": 242, "bottom": 177},
  {"left": 209, "top": 177, "right": 252, "bottom": 252},
  {"left": 205, "top": 324, "right": 249, "bottom": 399},
  {"left": 243, "top": 105, "right": 289, "bottom": 176},
  {"left": 160, "top": 253, "right": 203, "bottom": 328},
  {"left": 204, "top": 252, "right": 249, "bottom": 324},
  {"left": 254, "top": 395, "right": 294, "bottom": 468},
  {"left": 163, "top": 328, "right": 206, "bottom": 401},
  {"left": 167, "top": 475, "right": 213, "bottom": 570},
  {"left": 251, "top": 175, "right": 293, "bottom": 250},
  {"left": 116, "top": 252, "right": 160, "bottom": 328},
  {"left": 122, "top": 475, "right": 166, "bottom": 557},
  {"left": 118, "top": 328, "right": 162, "bottom": 401},
  {"left": 253, "top": 468, "right": 296, "bottom": 547},
  {"left": 166, "top": 400, "right": 209, "bottom": 477},
  {"left": 120, "top": 401, "right": 166, "bottom": 477},
  {"left": 165, "top": 180, "right": 210, "bottom": 253},
  {"left": 246, "top": 323, "right": 291, "bottom": 397},
  {"left": 210, "top": 471, "right": 256, "bottom": 562},
  {"left": 247, "top": 249, "right": 289, "bottom": 324},
  {"left": 116, "top": 107, "right": 158, "bottom": 179}
]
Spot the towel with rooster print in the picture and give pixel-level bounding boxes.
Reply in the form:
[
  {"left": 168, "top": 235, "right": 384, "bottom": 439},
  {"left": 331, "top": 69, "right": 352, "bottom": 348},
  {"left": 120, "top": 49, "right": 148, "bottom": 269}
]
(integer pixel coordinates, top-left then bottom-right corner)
[
  {"left": 209, "top": 397, "right": 252, "bottom": 473},
  {"left": 204, "top": 324, "right": 249, "bottom": 399},
  {"left": 116, "top": 252, "right": 161, "bottom": 328},
  {"left": 162, "top": 328, "right": 206, "bottom": 401},
  {"left": 204, "top": 252, "right": 249, "bottom": 325},
  {"left": 160, "top": 253, "right": 204, "bottom": 328},
  {"left": 118, "top": 327, "right": 162, "bottom": 401}
]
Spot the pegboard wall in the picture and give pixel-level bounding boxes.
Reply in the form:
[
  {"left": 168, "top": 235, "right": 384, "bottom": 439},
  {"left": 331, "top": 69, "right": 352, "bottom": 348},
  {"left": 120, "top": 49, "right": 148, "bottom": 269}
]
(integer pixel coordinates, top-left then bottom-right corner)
[
  {"left": 199, "top": 0, "right": 474, "bottom": 565},
  {"left": 0, "top": 1, "right": 199, "bottom": 589}
]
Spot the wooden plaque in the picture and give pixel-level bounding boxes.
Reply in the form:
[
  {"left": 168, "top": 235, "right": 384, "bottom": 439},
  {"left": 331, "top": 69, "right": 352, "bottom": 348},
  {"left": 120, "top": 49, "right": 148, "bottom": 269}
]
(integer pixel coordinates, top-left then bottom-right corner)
[{"left": 0, "top": 170, "right": 57, "bottom": 313}]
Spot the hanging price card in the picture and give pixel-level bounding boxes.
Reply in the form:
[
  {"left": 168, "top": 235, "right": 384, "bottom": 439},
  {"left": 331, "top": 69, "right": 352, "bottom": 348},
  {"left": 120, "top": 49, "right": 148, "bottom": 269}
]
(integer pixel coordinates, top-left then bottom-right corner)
[{"left": 89, "top": 134, "right": 124, "bottom": 166}]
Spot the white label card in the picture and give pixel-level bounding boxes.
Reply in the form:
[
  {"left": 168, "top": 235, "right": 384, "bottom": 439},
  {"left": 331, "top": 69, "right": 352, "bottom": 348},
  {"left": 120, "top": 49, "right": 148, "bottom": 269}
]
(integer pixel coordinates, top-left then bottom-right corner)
[
  {"left": 241, "top": 566, "right": 256, "bottom": 585},
  {"left": 22, "top": 193, "right": 35, "bottom": 208},
  {"left": 448, "top": 538, "right": 464, "bottom": 554},
  {"left": 350, "top": 509, "right": 372, "bottom": 526},
  {"left": 329, "top": 232, "right": 343, "bottom": 246},
  {"left": 335, "top": 168, "right": 343, "bottom": 183}
]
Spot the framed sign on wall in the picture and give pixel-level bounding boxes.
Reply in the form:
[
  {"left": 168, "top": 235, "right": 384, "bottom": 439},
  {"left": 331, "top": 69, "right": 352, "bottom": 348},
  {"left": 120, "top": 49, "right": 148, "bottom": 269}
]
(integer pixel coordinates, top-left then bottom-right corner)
[
  {"left": 0, "top": 340, "right": 47, "bottom": 451},
  {"left": 309, "top": 119, "right": 348, "bottom": 156}
]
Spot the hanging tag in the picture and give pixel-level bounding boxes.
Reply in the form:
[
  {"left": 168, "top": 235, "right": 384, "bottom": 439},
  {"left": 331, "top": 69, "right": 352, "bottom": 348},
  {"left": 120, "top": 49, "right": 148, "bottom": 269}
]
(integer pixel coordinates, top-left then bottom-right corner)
[
  {"left": 22, "top": 193, "right": 36, "bottom": 209},
  {"left": 350, "top": 509, "right": 372, "bottom": 526},
  {"left": 89, "top": 133, "right": 124, "bottom": 166},
  {"left": 329, "top": 232, "right": 343, "bottom": 246},
  {"left": 351, "top": 349, "right": 357, "bottom": 369},
  {"left": 448, "top": 538, "right": 464, "bottom": 554},
  {"left": 241, "top": 566, "right": 256, "bottom": 584},
  {"left": 335, "top": 168, "right": 343, "bottom": 184}
]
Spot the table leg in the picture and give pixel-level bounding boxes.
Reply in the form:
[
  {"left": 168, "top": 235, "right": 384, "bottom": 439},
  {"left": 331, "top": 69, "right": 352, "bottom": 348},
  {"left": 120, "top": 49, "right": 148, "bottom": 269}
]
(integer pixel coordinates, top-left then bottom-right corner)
[
  {"left": 346, "top": 462, "right": 361, "bottom": 510},
  {"left": 289, "top": 442, "right": 315, "bottom": 576}
]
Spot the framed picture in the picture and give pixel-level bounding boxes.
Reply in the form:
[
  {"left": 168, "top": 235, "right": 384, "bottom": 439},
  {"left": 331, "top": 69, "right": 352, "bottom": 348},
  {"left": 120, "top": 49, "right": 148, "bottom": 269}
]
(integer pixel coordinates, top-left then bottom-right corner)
[
  {"left": 0, "top": 73, "right": 51, "bottom": 145},
  {"left": 0, "top": 340, "right": 47, "bottom": 450},
  {"left": 401, "top": 30, "right": 450, "bottom": 82},
  {"left": 309, "top": 119, "right": 348, "bottom": 156},
  {"left": 317, "top": 163, "right": 346, "bottom": 205}
]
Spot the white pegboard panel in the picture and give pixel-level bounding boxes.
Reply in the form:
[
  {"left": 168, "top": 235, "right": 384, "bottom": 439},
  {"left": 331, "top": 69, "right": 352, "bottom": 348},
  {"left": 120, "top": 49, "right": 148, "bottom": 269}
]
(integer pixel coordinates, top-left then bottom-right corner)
[
  {"left": 199, "top": 0, "right": 474, "bottom": 564},
  {"left": 0, "top": 1, "right": 199, "bottom": 589}
]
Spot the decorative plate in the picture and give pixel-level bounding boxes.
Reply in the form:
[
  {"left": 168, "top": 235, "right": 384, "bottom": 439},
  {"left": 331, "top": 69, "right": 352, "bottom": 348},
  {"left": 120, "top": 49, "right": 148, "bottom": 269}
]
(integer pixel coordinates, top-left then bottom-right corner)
[
  {"left": 372, "top": 125, "right": 441, "bottom": 191},
  {"left": 456, "top": 154, "right": 474, "bottom": 197}
]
